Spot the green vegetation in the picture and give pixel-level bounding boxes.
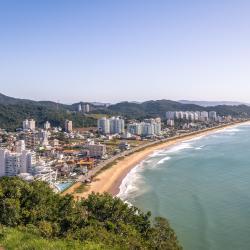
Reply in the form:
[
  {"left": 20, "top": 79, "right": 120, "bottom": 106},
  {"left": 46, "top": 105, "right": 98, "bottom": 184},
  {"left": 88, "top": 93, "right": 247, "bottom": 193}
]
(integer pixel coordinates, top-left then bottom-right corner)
[
  {"left": 0, "top": 226, "right": 107, "bottom": 250},
  {"left": 0, "top": 177, "right": 182, "bottom": 250},
  {"left": 1, "top": 92, "right": 249, "bottom": 130},
  {"left": 0, "top": 103, "right": 96, "bottom": 131},
  {"left": 74, "top": 183, "right": 90, "bottom": 193},
  {"left": 99, "top": 100, "right": 250, "bottom": 119}
]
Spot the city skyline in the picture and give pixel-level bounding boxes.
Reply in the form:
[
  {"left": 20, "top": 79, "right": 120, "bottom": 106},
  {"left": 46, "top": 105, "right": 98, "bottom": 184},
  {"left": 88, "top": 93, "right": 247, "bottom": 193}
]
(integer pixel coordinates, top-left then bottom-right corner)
[{"left": 1, "top": 0, "right": 250, "bottom": 103}]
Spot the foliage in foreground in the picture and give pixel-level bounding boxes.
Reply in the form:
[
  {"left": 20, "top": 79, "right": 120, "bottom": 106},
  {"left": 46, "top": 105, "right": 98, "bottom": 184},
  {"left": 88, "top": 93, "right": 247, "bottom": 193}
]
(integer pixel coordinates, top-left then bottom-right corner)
[
  {"left": 0, "top": 227, "right": 107, "bottom": 250},
  {"left": 0, "top": 177, "right": 182, "bottom": 250}
]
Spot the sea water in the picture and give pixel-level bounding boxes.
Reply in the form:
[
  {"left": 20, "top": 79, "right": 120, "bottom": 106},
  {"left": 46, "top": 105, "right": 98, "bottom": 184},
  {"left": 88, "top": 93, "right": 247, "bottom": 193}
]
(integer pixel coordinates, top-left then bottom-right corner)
[{"left": 118, "top": 124, "right": 250, "bottom": 250}]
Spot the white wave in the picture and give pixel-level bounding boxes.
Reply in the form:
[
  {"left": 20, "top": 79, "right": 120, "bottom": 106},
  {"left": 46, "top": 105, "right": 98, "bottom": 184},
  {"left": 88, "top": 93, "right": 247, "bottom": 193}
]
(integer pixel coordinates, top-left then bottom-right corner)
[
  {"left": 214, "top": 126, "right": 242, "bottom": 135},
  {"left": 223, "top": 128, "right": 241, "bottom": 133},
  {"left": 195, "top": 145, "right": 204, "bottom": 150},
  {"left": 124, "top": 200, "right": 133, "bottom": 207},
  {"left": 143, "top": 159, "right": 153, "bottom": 164},
  {"left": 157, "top": 156, "right": 171, "bottom": 164},
  {"left": 165, "top": 142, "right": 193, "bottom": 153},
  {"left": 117, "top": 163, "right": 147, "bottom": 201},
  {"left": 184, "top": 135, "right": 206, "bottom": 142},
  {"left": 148, "top": 149, "right": 166, "bottom": 158}
]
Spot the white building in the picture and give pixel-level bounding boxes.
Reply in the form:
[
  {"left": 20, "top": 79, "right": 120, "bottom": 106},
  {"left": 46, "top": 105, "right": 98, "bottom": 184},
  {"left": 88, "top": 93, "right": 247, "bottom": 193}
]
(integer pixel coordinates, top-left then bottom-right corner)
[
  {"left": 23, "top": 119, "right": 36, "bottom": 131},
  {"left": 83, "top": 142, "right": 107, "bottom": 158},
  {"left": 153, "top": 118, "right": 162, "bottom": 135},
  {"left": 128, "top": 118, "right": 161, "bottom": 136},
  {"left": 20, "top": 150, "right": 36, "bottom": 174},
  {"left": 183, "top": 112, "right": 189, "bottom": 120},
  {"left": 5, "top": 153, "right": 21, "bottom": 176},
  {"left": 200, "top": 111, "right": 209, "bottom": 121},
  {"left": 44, "top": 121, "right": 51, "bottom": 130},
  {"left": 64, "top": 120, "right": 73, "bottom": 133},
  {"left": 82, "top": 104, "right": 90, "bottom": 113},
  {"left": 175, "top": 111, "right": 184, "bottom": 119},
  {"left": 15, "top": 140, "right": 26, "bottom": 153},
  {"left": 0, "top": 148, "right": 36, "bottom": 177},
  {"left": 167, "top": 119, "right": 175, "bottom": 127},
  {"left": 97, "top": 117, "right": 110, "bottom": 134},
  {"left": 166, "top": 111, "right": 175, "bottom": 120},
  {"left": 109, "top": 117, "right": 125, "bottom": 134},
  {"left": 188, "top": 112, "right": 195, "bottom": 121},
  {"left": 141, "top": 122, "right": 154, "bottom": 136},
  {"left": 39, "top": 130, "right": 50, "bottom": 146},
  {"left": 97, "top": 117, "right": 125, "bottom": 134},
  {"left": 78, "top": 104, "right": 82, "bottom": 112},
  {"left": 194, "top": 112, "right": 200, "bottom": 121},
  {"left": 209, "top": 111, "right": 217, "bottom": 121},
  {"left": 33, "top": 164, "right": 57, "bottom": 183},
  {"left": 127, "top": 123, "right": 142, "bottom": 135},
  {"left": 0, "top": 149, "right": 8, "bottom": 177}
]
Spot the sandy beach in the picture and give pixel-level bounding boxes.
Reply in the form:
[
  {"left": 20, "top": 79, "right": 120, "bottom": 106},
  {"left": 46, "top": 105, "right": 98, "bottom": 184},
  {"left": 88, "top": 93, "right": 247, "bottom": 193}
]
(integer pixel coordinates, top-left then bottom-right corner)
[{"left": 63, "top": 121, "right": 249, "bottom": 199}]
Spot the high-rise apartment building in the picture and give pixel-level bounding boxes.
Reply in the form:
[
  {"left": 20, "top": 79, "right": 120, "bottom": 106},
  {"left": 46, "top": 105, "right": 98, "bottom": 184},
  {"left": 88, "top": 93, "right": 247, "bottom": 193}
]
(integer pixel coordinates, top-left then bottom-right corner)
[
  {"left": 15, "top": 140, "right": 26, "bottom": 153},
  {"left": 166, "top": 111, "right": 175, "bottom": 120},
  {"left": 78, "top": 103, "right": 82, "bottom": 112},
  {"left": 0, "top": 148, "right": 36, "bottom": 177},
  {"left": 64, "top": 120, "right": 73, "bottom": 133},
  {"left": 200, "top": 111, "right": 209, "bottom": 121},
  {"left": 82, "top": 104, "right": 90, "bottom": 113},
  {"left": 97, "top": 117, "right": 110, "bottom": 134},
  {"left": 20, "top": 150, "right": 36, "bottom": 174},
  {"left": 97, "top": 117, "right": 124, "bottom": 134},
  {"left": 109, "top": 117, "right": 125, "bottom": 134},
  {"left": 209, "top": 111, "right": 217, "bottom": 121},
  {"left": 0, "top": 149, "right": 8, "bottom": 177},
  {"left": 23, "top": 119, "right": 36, "bottom": 131},
  {"left": 44, "top": 121, "right": 51, "bottom": 130},
  {"left": 127, "top": 123, "right": 142, "bottom": 135},
  {"left": 128, "top": 118, "right": 161, "bottom": 136}
]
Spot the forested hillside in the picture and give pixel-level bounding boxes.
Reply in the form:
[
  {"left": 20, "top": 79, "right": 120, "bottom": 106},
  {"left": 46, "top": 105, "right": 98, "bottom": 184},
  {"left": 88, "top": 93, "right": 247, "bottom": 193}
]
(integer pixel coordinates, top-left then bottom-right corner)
[{"left": 1, "top": 92, "right": 250, "bottom": 130}]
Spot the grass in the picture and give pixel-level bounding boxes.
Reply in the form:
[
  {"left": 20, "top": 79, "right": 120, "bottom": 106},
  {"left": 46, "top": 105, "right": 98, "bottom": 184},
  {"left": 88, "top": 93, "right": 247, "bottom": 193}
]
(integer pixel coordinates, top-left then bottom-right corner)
[
  {"left": 74, "top": 183, "right": 90, "bottom": 193},
  {"left": 0, "top": 227, "right": 110, "bottom": 250},
  {"left": 85, "top": 114, "right": 109, "bottom": 119}
]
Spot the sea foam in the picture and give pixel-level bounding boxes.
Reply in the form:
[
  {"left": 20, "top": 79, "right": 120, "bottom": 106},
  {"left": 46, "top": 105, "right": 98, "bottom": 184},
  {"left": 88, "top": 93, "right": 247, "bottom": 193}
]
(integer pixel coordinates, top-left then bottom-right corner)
[
  {"left": 157, "top": 156, "right": 171, "bottom": 164},
  {"left": 117, "top": 162, "right": 148, "bottom": 201}
]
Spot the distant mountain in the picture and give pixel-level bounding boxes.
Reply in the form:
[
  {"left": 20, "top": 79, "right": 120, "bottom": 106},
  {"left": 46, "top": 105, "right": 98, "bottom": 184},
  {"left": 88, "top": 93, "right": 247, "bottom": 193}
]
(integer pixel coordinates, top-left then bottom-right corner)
[
  {"left": 179, "top": 100, "right": 250, "bottom": 107},
  {"left": 0, "top": 92, "right": 71, "bottom": 110},
  {"left": 0, "top": 93, "right": 96, "bottom": 130},
  {"left": 0, "top": 93, "right": 250, "bottom": 130},
  {"left": 90, "top": 102, "right": 112, "bottom": 107},
  {"left": 99, "top": 99, "right": 250, "bottom": 119},
  {"left": 0, "top": 92, "right": 35, "bottom": 105}
]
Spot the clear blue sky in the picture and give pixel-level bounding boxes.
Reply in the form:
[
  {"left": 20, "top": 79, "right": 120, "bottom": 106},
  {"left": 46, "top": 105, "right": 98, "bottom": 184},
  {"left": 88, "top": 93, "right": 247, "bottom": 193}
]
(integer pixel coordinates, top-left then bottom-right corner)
[{"left": 1, "top": 0, "right": 250, "bottom": 103}]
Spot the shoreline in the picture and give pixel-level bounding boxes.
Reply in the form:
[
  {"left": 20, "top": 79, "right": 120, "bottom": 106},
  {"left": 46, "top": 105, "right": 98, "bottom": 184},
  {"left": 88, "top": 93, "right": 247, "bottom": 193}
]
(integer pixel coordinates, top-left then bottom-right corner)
[{"left": 63, "top": 121, "right": 249, "bottom": 199}]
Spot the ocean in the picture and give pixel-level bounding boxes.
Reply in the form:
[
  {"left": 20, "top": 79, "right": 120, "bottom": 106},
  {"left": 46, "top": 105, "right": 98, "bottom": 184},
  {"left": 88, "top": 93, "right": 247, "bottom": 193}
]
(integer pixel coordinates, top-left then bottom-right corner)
[{"left": 118, "top": 123, "right": 250, "bottom": 250}]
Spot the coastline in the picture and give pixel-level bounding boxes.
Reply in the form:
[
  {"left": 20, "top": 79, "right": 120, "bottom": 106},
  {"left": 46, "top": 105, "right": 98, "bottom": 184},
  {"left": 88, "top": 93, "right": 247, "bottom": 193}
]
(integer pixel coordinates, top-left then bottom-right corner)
[{"left": 63, "top": 121, "right": 249, "bottom": 199}]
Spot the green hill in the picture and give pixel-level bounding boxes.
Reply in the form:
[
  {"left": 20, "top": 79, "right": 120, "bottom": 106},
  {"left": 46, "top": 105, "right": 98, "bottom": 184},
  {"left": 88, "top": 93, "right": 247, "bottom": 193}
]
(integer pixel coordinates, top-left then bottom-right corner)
[
  {"left": 1, "top": 92, "right": 250, "bottom": 130},
  {"left": 0, "top": 93, "right": 96, "bottom": 130},
  {"left": 0, "top": 177, "right": 182, "bottom": 250},
  {"left": 104, "top": 100, "right": 250, "bottom": 119}
]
